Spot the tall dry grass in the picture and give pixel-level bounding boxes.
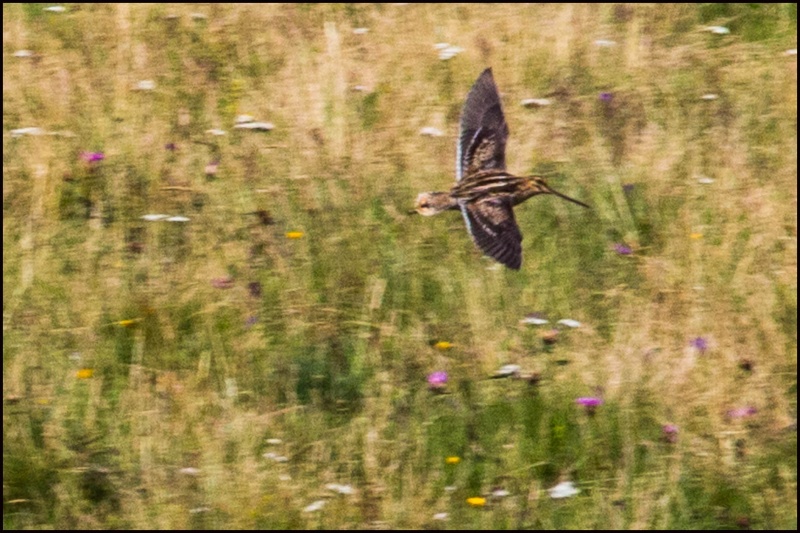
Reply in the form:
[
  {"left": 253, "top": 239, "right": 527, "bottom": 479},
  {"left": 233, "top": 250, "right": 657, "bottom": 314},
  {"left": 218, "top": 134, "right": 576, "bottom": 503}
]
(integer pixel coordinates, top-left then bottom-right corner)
[{"left": 3, "top": 3, "right": 797, "bottom": 529}]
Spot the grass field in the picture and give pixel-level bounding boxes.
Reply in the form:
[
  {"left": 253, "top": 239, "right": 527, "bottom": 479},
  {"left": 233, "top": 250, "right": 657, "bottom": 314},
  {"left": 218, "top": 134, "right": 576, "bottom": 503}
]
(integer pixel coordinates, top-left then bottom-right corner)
[{"left": 3, "top": 3, "right": 797, "bottom": 529}]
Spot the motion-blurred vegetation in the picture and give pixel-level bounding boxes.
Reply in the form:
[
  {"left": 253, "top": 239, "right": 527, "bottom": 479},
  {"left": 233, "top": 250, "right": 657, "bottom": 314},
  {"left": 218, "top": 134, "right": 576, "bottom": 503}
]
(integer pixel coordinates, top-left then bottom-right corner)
[{"left": 3, "top": 3, "right": 797, "bottom": 529}]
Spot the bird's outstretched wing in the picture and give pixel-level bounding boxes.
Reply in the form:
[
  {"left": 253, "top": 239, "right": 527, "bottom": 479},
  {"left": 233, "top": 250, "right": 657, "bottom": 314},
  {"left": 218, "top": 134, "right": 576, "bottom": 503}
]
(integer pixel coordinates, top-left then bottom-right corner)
[
  {"left": 460, "top": 196, "right": 522, "bottom": 270},
  {"left": 456, "top": 68, "right": 509, "bottom": 181}
]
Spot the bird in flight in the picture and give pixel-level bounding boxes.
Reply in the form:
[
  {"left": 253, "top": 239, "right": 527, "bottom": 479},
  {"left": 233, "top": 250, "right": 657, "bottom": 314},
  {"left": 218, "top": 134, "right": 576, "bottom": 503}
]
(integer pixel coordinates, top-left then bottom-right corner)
[{"left": 415, "top": 68, "right": 589, "bottom": 270}]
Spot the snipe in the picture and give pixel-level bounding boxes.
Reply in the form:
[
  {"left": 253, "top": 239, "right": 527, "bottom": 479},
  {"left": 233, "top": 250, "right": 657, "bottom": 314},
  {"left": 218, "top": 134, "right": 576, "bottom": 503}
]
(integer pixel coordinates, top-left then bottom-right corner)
[{"left": 415, "top": 68, "right": 589, "bottom": 270}]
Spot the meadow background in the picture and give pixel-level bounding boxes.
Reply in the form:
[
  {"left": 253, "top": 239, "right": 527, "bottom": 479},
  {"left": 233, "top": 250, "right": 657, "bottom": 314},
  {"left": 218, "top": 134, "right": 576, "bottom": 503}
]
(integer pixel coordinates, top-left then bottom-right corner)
[{"left": 3, "top": 3, "right": 797, "bottom": 529}]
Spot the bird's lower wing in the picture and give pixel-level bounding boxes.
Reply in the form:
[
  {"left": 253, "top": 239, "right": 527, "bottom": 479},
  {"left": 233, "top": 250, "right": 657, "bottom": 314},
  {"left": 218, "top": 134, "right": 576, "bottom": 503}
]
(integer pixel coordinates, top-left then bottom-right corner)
[{"left": 459, "top": 196, "right": 523, "bottom": 270}]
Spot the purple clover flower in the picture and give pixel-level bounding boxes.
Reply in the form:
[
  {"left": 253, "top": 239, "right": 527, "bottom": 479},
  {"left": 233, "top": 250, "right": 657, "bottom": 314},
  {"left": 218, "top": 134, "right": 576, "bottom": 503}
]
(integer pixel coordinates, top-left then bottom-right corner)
[
  {"left": 599, "top": 92, "right": 614, "bottom": 102},
  {"left": 690, "top": 337, "right": 708, "bottom": 353},
  {"left": 613, "top": 243, "right": 632, "bottom": 255}
]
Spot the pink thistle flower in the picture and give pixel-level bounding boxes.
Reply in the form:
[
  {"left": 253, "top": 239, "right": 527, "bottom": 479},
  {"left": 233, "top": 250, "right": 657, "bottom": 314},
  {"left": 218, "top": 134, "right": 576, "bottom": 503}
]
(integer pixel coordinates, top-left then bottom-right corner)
[
  {"left": 80, "top": 151, "right": 105, "bottom": 163},
  {"left": 211, "top": 277, "right": 234, "bottom": 289},
  {"left": 576, "top": 396, "right": 603, "bottom": 415},
  {"left": 576, "top": 397, "right": 603, "bottom": 407},
  {"left": 662, "top": 424, "right": 679, "bottom": 443},
  {"left": 427, "top": 371, "right": 448, "bottom": 392},
  {"left": 726, "top": 407, "right": 757, "bottom": 419}
]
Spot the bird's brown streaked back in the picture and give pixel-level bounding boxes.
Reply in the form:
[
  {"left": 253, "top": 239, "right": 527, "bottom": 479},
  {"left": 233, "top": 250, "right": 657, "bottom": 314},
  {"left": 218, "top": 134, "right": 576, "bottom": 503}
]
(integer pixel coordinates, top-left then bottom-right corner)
[{"left": 415, "top": 68, "right": 589, "bottom": 270}]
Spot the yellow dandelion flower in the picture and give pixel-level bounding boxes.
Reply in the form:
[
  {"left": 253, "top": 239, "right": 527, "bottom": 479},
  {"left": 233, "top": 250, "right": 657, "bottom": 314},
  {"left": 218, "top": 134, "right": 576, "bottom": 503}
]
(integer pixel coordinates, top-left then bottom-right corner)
[
  {"left": 445, "top": 456, "right": 461, "bottom": 465},
  {"left": 118, "top": 318, "right": 140, "bottom": 327},
  {"left": 76, "top": 368, "right": 94, "bottom": 379},
  {"left": 286, "top": 231, "right": 304, "bottom": 239},
  {"left": 434, "top": 341, "right": 453, "bottom": 350},
  {"left": 466, "top": 497, "right": 486, "bottom": 507},
  {"left": 690, "top": 232, "right": 703, "bottom": 240}
]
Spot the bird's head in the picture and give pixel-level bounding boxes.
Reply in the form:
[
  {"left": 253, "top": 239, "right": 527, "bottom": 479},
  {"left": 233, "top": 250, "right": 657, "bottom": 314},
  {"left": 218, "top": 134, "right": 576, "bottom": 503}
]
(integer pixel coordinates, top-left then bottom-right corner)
[{"left": 414, "top": 192, "right": 455, "bottom": 216}]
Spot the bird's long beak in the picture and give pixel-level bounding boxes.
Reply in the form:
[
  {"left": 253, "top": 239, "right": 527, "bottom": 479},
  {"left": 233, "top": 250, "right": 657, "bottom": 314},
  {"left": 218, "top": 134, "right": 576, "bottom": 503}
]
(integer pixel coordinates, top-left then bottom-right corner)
[
  {"left": 407, "top": 209, "right": 419, "bottom": 215},
  {"left": 547, "top": 187, "right": 590, "bottom": 209}
]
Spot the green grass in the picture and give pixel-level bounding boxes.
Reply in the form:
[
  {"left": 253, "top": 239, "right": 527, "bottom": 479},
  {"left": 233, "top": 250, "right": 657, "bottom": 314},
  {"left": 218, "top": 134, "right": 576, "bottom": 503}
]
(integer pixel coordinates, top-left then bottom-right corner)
[{"left": 3, "top": 3, "right": 797, "bottom": 529}]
